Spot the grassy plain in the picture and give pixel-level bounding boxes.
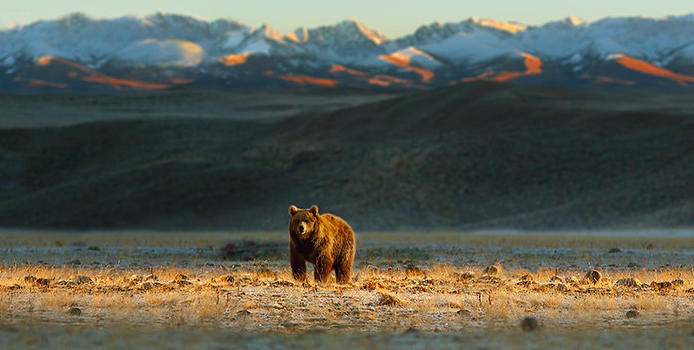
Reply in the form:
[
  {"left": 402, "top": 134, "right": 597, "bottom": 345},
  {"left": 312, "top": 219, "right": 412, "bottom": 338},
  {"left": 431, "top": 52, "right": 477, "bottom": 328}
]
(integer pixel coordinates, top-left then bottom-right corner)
[{"left": 0, "top": 231, "right": 693, "bottom": 349}]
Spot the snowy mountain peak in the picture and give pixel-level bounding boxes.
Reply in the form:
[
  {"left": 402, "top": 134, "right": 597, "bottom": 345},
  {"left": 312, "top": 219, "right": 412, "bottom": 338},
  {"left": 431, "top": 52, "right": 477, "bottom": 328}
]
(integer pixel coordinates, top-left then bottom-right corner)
[
  {"left": 56, "top": 13, "right": 92, "bottom": 27},
  {"left": 145, "top": 12, "right": 210, "bottom": 28},
  {"left": 252, "top": 24, "right": 284, "bottom": 42},
  {"left": 339, "top": 19, "right": 388, "bottom": 45},
  {"left": 566, "top": 16, "right": 587, "bottom": 26},
  {"left": 471, "top": 17, "right": 527, "bottom": 33},
  {"left": 286, "top": 27, "right": 309, "bottom": 43},
  {"left": 208, "top": 18, "right": 249, "bottom": 34}
]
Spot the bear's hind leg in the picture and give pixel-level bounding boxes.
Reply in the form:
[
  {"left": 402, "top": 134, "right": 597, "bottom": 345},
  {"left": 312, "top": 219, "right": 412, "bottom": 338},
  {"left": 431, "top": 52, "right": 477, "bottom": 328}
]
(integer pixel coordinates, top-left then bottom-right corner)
[
  {"left": 334, "top": 251, "right": 354, "bottom": 284},
  {"left": 314, "top": 258, "right": 333, "bottom": 283},
  {"left": 335, "top": 258, "right": 352, "bottom": 284},
  {"left": 334, "top": 265, "right": 351, "bottom": 284}
]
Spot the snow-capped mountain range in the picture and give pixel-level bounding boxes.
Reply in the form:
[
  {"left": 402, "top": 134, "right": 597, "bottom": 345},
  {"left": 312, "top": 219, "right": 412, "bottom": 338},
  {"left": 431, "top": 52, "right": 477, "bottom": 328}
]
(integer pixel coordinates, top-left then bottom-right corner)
[{"left": 2, "top": 12, "right": 694, "bottom": 92}]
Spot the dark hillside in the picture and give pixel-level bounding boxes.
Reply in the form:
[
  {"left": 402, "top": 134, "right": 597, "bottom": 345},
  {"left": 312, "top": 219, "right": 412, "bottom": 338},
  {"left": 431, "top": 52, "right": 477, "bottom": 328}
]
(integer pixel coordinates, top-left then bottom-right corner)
[{"left": 1, "top": 82, "right": 693, "bottom": 230}]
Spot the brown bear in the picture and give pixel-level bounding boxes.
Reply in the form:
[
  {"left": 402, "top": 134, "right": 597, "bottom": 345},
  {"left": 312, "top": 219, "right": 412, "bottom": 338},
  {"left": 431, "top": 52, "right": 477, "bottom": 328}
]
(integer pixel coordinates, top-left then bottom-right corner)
[{"left": 288, "top": 205, "right": 355, "bottom": 284}]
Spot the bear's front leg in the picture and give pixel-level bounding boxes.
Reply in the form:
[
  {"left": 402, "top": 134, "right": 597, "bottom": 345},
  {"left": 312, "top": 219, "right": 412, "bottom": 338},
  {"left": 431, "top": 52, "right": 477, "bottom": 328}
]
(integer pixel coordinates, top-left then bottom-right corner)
[
  {"left": 314, "top": 257, "right": 333, "bottom": 283},
  {"left": 290, "top": 245, "right": 307, "bottom": 282}
]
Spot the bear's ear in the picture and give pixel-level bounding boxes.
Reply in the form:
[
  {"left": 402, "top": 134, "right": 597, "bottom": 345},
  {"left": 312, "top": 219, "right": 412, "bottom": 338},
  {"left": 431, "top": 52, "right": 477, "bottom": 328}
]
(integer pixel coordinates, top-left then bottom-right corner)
[
  {"left": 309, "top": 205, "right": 319, "bottom": 215},
  {"left": 289, "top": 205, "right": 299, "bottom": 217}
]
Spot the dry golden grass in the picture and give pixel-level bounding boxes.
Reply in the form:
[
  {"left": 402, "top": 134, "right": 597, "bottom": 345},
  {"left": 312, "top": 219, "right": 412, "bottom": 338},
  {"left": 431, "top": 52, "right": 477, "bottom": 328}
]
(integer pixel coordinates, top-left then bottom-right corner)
[
  {"left": 0, "top": 229, "right": 693, "bottom": 342},
  {"left": 1, "top": 261, "right": 693, "bottom": 332}
]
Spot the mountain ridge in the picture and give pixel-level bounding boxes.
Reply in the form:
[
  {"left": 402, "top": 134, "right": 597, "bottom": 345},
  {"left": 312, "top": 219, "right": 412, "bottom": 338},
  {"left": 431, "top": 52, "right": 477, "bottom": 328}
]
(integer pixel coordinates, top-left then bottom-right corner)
[{"left": 3, "top": 12, "right": 694, "bottom": 92}]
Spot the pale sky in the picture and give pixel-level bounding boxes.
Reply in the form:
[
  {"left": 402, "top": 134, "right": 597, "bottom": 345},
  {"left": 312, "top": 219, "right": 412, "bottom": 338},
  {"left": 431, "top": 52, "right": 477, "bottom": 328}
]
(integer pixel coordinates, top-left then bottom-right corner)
[{"left": 1, "top": 0, "right": 692, "bottom": 38}]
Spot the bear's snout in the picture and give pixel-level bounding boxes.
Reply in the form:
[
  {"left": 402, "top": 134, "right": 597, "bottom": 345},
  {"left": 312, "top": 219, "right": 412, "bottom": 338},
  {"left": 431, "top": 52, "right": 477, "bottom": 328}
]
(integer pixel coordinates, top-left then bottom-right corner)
[{"left": 298, "top": 224, "right": 306, "bottom": 234}]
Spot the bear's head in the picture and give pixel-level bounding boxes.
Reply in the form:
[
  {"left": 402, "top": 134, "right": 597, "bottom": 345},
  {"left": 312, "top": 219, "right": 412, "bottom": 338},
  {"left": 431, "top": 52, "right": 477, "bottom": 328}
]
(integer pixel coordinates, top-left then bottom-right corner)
[{"left": 288, "top": 205, "right": 319, "bottom": 237}]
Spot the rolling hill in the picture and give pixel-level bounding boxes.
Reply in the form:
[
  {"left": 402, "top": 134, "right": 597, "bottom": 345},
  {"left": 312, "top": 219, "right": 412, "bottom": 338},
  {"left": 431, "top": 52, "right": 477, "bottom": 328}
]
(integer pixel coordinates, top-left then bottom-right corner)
[{"left": 0, "top": 82, "right": 692, "bottom": 230}]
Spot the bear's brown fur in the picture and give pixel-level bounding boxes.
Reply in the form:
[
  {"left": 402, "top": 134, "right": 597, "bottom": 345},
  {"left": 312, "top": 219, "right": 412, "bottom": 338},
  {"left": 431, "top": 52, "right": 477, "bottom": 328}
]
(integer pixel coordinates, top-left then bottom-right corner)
[{"left": 288, "top": 205, "right": 355, "bottom": 284}]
